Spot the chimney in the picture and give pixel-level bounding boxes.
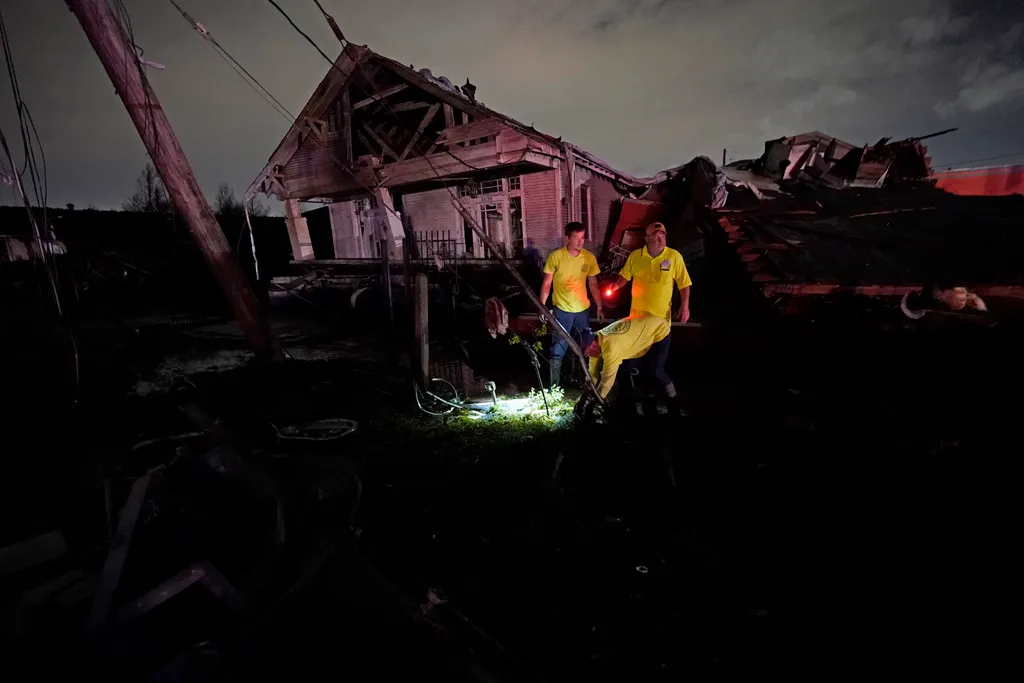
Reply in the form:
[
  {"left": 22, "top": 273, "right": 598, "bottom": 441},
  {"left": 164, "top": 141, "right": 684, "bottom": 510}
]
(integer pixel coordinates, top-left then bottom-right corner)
[{"left": 462, "top": 78, "right": 477, "bottom": 103}]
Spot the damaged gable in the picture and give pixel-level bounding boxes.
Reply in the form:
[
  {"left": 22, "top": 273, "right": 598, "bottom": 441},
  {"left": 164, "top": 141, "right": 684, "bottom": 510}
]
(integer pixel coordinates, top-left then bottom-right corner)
[{"left": 248, "top": 46, "right": 646, "bottom": 203}]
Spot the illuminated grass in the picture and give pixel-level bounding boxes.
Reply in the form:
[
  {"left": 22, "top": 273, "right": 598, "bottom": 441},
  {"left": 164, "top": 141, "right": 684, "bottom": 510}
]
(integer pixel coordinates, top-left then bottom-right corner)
[{"left": 370, "top": 388, "right": 576, "bottom": 460}]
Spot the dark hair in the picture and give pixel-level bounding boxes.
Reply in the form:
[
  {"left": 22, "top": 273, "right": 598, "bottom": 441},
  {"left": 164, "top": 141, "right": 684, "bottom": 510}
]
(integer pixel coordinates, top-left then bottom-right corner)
[{"left": 564, "top": 221, "right": 585, "bottom": 237}]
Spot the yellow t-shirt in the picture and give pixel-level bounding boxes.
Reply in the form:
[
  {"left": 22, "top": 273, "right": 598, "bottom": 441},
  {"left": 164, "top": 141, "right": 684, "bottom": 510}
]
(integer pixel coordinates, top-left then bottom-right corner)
[
  {"left": 619, "top": 246, "right": 692, "bottom": 321},
  {"left": 587, "top": 316, "right": 671, "bottom": 399},
  {"left": 544, "top": 247, "right": 599, "bottom": 313}
]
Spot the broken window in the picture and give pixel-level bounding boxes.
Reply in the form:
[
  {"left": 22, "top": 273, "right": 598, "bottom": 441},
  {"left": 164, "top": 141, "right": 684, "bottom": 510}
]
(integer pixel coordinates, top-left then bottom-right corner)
[
  {"left": 459, "top": 179, "right": 503, "bottom": 197},
  {"left": 480, "top": 179, "right": 502, "bottom": 195},
  {"left": 509, "top": 196, "right": 524, "bottom": 256},
  {"left": 480, "top": 203, "right": 504, "bottom": 257}
]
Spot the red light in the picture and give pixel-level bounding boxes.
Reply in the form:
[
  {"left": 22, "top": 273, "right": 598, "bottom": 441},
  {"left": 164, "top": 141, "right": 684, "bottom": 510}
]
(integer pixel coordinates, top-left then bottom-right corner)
[{"left": 604, "top": 287, "right": 613, "bottom": 298}]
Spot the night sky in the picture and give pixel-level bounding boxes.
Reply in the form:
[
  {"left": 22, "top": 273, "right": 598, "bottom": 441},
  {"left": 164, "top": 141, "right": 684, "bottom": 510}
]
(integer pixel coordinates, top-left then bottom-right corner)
[{"left": 2, "top": 0, "right": 1022, "bottom": 210}]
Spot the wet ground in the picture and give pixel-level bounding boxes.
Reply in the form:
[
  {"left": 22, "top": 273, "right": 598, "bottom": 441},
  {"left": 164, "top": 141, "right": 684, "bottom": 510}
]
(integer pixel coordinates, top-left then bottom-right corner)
[{"left": 4, "top": 305, "right": 1024, "bottom": 680}]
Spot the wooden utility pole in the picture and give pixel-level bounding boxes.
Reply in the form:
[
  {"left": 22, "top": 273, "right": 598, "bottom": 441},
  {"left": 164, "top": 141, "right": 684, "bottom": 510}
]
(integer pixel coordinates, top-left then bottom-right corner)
[{"left": 67, "top": 0, "right": 279, "bottom": 359}]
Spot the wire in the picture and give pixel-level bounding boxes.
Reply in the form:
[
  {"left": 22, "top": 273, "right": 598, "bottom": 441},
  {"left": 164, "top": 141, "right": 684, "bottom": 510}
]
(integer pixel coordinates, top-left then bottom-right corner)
[
  {"left": 1, "top": 8, "right": 80, "bottom": 403},
  {"left": 167, "top": 0, "right": 413, "bottom": 229},
  {"left": 265, "top": 1, "right": 528, "bottom": 208},
  {"left": 934, "top": 150, "right": 1024, "bottom": 169},
  {"left": 266, "top": 2, "right": 603, "bottom": 398},
  {"left": 166, "top": 0, "right": 296, "bottom": 123},
  {"left": 266, "top": 0, "right": 337, "bottom": 66}
]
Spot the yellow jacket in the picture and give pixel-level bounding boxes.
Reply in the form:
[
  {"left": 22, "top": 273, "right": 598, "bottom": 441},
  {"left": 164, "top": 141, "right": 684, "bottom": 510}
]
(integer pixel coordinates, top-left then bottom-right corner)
[{"left": 588, "top": 316, "right": 671, "bottom": 399}]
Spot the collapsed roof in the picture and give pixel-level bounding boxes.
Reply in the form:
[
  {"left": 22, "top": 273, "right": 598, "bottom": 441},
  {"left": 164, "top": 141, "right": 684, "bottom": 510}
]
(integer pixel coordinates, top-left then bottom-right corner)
[
  {"left": 722, "top": 129, "right": 955, "bottom": 193},
  {"left": 603, "top": 131, "right": 1024, "bottom": 307},
  {"left": 248, "top": 44, "right": 650, "bottom": 202}
]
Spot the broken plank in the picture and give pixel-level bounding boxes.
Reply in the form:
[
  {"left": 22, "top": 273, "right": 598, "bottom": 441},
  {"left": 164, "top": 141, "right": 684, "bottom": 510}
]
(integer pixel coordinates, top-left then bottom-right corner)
[
  {"left": 341, "top": 89, "right": 352, "bottom": 163},
  {"left": 399, "top": 103, "right": 440, "bottom": 161},
  {"left": 390, "top": 101, "right": 432, "bottom": 112},
  {"left": 0, "top": 532, "right": 67, "bottom": 576},
  {"left": 362, "top": 124, "right": 400, "bottom": 162},
  {"left": 116, "top": 561, "right": 245, "bottom": 622},
  {"left": 86, "top": 473, "right": 152, "bottom": 633},
  {"left": 435, "top": 119, "right": 505, "bottom": 147},
  {"left": 356, "top": 129, "right": 376, "bottom": 157},
  {"left": 353, "top": 83, "right": 407, "bottom": 109}
]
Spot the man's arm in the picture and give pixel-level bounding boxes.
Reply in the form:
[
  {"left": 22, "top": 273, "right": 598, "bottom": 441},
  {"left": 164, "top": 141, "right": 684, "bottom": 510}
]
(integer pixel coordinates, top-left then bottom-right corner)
[
  {"left": 677, "top": 285, "right": 691, "bottom": 323},
  {"left": 609, "top": 252, "right": 634, "bottom": 294},
  {"left": 598, "top": 357, "right": 620, "bottom": 399},
  {"left": 539, "top": 272, "right": 554, "bottom": 307},
  {"left": 675, "top": 258, "right": 693, "bottom": 323},
  {"left": 587, "top": 276, "right": 604, "bottom": 321},
  {"left": 608, "top": 275, "right": 629, "bottom": 293}
]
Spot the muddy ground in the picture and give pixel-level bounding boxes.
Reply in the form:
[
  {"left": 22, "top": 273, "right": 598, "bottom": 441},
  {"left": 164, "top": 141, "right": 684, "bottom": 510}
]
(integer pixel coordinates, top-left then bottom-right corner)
[{"left": 3, "top": 304, "right": 1024, "bottom": 680}]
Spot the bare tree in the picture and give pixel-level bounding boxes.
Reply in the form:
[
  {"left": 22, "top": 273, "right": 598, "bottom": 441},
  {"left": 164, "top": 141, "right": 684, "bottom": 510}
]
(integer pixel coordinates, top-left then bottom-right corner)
[
  {"left": 214, "top": 183, "right": 242, "bottom": 217},
  {"left": 214, "top": 183, "right": 269, "bottom": 219},
  {"left": 122, "top": 163, "right": 170, "bottom": 213},
  {"left": 247, "top": 195, "right": 270, "bottom": 218}
]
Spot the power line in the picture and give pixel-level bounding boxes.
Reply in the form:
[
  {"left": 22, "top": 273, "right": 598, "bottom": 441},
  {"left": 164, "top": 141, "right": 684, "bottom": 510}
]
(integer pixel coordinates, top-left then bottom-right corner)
[
  {"left": 266, "top": 0, "right": 337, "bottom": 66},
  {"left": 933, "top": 150, "right": 1024, "bottom": 169},
  {"left": 165, "top": 1, "right": 416, "bottom": 229},
  {"left": 267, "top": 1, "right": 526, "bottom": 197},
  {"left": 165, "top": 0, "right": 296, "bottom": 123}
]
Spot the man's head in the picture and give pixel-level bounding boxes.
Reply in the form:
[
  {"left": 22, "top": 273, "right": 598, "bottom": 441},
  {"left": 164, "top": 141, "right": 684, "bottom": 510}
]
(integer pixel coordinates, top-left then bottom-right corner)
[
  {"left": 645, "top": 222, "right": 667, "bottom": 254},
  {"left": 585, "top": 337, "right": 601, "bottom": 358},
  {"left": 564, "top": 222, "right": 586, "bottom": 251}
]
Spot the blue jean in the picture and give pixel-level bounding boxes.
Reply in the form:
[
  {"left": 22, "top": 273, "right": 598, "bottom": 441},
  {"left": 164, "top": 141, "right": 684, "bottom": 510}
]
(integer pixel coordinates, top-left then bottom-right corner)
[{"left": 550, "top": 307, "right": 592, "bottom": 361}]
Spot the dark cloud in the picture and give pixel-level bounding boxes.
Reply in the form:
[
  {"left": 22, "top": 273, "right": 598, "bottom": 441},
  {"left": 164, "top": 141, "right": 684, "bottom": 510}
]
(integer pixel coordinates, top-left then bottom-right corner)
[{"left": 1, "top": 0, "right": 1022, "bottom": 210}]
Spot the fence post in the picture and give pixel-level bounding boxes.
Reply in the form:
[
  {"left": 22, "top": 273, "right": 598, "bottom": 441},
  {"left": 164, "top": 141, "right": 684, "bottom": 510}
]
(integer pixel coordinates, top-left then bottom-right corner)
[
  {"left": 403, "top": 237, "right": 412, "bottom": 318},
  {"left": 381, "top": 238, "right": 393, "bottom": 328},
  {"left": 414, "top": 272, "right": 429, "bottom": 388}
]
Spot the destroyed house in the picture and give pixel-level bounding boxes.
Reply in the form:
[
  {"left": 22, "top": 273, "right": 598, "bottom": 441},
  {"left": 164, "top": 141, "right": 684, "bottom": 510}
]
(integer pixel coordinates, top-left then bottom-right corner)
[
  {"left": 248, "top": 44, "right": 649, "bottom": 263},
  {"left": 598, "top": 133, "right": 1024, "bottom": 322}
]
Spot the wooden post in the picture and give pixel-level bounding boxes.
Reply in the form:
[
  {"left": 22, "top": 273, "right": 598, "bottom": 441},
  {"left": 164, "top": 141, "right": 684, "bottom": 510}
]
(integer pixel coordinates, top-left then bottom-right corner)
[
  {"left": 723, "top": 148, "right": 727, "bottom": 166},
  {"left": 283, "top": 198, "right": 315, "bottom": 260},
  {"left": 342, "top": 90, "right": 353, "bottom": 164},
  {"left": 403, "top": 237, "right": 412, "bottom": 312},
  {"left": 67, "top": 0, "right": 279, "bottom": 359},
  {"left": 381, "top": 238, "right": 393, "bottom": 327},
  {"left": 414, "top": 273, "right": 429, "bottom": 388}
]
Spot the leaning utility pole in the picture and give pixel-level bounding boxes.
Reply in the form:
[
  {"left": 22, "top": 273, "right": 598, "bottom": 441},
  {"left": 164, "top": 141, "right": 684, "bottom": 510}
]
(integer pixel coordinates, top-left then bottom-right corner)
[{"left": 67, "top": 0, "right": 280, "bottom": 359}]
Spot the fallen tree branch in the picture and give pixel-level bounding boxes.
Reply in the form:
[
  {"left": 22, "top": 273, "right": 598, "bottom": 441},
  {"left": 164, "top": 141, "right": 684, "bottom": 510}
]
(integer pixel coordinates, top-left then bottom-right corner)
[{"left": 452, "top": 200, "right": 604, "bottom": 402}]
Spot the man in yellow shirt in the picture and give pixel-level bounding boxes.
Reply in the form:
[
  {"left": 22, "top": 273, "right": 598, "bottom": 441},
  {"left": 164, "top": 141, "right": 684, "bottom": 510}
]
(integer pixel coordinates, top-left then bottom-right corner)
[
  {"left": 585, "top": 315, "right": 675, "bottom": 401},
  {"left": 606, "top": 222, "right": 692, "bottom": 323},
  {"left": 540, "top": 222, "right": 603, "bottom": 387}
]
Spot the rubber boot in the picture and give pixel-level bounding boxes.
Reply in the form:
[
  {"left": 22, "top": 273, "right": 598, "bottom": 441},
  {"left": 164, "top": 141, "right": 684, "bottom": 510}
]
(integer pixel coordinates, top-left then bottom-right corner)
[
  {"left": 549, "top": 358, "right": 562, "bottom": 389},
  {"left": 664, "top": 382, "right": 689, "bottom": 418}
]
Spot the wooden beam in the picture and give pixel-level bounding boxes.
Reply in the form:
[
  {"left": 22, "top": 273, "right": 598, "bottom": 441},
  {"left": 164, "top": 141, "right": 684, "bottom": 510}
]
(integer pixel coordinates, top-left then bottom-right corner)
[
  {"left": 435, "top": 119, "right": 505, "bottom": 147},
  {"left": 362, "top": 124, "right": 400, "bottom": 162},
  {"left": 443, "top": 103, "right": 454, "bottom": 128},
  {"left": 341, "top": 89, "right": 352, "bottom": 163},
  {"left": 356, "top": 129, "right": 376, "bottom": 156},
  {"left": 304, "top": 117, "right": 327, "bottom": 144},
  {"left": 353, "top": 83, "right": 408, "bottom": 109},
  {"left": 390, "top": 101, "right": 432, "bottom": 112},
  {"left": 399, "top": 103, "right": 440, "bottom": 161},
  {"left": 86, "top": 473, "right": 152, "bottom": 632}
]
